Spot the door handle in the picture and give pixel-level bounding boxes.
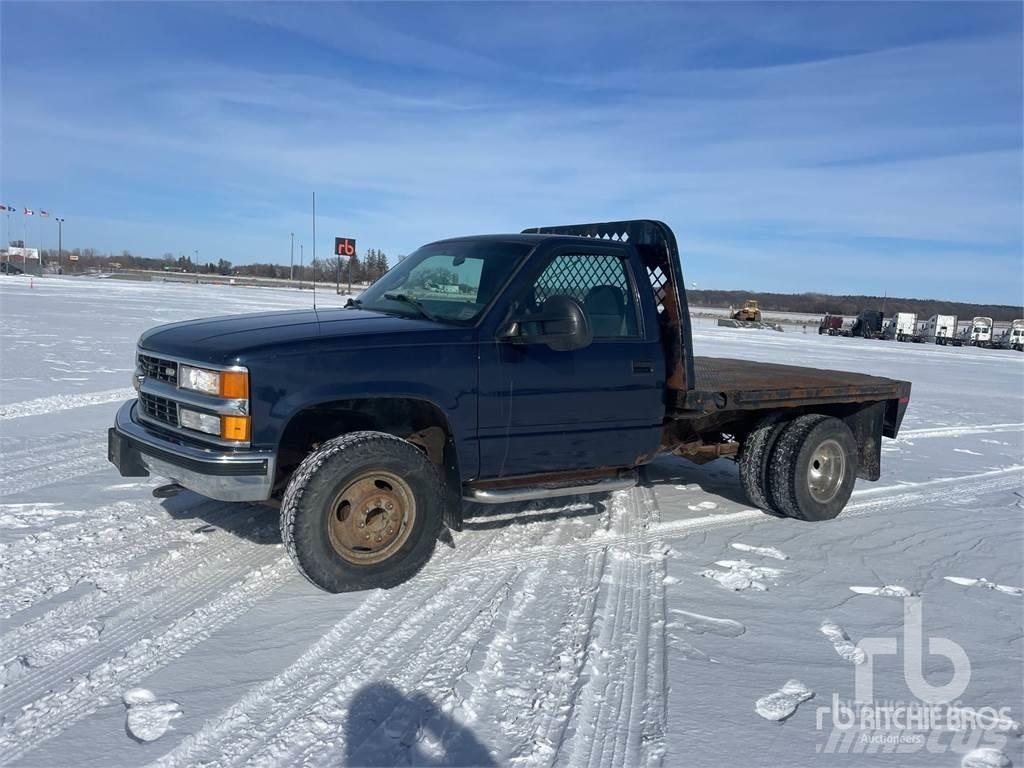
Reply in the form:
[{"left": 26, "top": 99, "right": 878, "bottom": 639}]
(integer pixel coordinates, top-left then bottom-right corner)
[{"left": 632, "top": 360, "right": 654, "bottom": 374}]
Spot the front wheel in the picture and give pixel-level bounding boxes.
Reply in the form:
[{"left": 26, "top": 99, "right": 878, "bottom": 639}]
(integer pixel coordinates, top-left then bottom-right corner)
[
  {"left": 768, "top": 415, "right": 858, "bottom": 521},
  {"left": 281, "top": 431, "right": 444, "bottom": 592}
]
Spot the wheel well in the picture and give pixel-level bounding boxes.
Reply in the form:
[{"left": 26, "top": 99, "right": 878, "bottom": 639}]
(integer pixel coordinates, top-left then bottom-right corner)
[
  {"left": 275, "top": 397, "right": 464, "bottom": 529},
  {"left": 278, "top": 397, "right": 449, "bottom": 475}
]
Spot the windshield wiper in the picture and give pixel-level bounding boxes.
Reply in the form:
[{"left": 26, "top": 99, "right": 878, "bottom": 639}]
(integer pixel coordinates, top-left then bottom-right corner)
[{"left": 382, "top": 292, "right": 438, "bottom": 322}]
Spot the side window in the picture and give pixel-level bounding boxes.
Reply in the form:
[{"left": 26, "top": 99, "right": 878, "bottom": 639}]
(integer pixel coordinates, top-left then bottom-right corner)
[{"left": 529, "top": 253, "right": 639, "bottom": 338}]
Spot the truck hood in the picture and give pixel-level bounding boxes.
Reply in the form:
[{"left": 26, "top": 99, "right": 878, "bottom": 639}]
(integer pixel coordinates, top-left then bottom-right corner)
[{"left": 139, "top": 307, "right": 453, "bottom": 364}]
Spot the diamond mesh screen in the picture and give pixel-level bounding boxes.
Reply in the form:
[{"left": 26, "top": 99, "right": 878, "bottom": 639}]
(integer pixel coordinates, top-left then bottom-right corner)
[
  {"left": 542, "top": 231, "right": 668, "bottom": 315},
  {"left": 534, "top": 254, "right": 629, "bottom": 304}
]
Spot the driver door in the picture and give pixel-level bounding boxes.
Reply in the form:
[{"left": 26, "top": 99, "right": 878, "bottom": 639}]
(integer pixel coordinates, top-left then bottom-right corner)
[{"left": 476, "top": 244, "right": 665, "bottom": 478}]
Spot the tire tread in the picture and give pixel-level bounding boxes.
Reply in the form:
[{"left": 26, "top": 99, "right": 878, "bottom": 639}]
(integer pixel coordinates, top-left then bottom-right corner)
[
  {"left": 738, "top": 414, "right": 785, "bottom": 514},
  {"left": 768, "top": 414, "right": 831, "bottom": 520}
]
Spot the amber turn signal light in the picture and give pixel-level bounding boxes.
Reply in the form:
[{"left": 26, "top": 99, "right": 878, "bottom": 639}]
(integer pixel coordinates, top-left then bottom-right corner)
[
  {"left": 220, "top": 415, "right": 251, "bottom": 441},
  {"left": 219, "top": 371, "right": 249, "bottom": 399}
]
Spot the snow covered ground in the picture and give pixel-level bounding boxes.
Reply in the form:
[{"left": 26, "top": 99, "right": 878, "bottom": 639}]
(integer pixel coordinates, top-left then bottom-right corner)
[{"left": 1, "top": 274, "right": 1021, "bottom": 768}]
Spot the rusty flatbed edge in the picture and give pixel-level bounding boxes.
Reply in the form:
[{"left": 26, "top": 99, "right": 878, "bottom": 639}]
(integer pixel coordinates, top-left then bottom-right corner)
[{"left": 681, "top": 357, "right": 907, "bottom": 411}]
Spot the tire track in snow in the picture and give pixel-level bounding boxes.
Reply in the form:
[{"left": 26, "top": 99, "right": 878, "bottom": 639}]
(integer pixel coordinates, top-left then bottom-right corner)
[
  {"left": 152, "top": 501, "right": 600, "bottom": 768},
  {"left": 560, "top": 488, "right": 668, "bottom": 768},
  {"left": 0, "top": 429, "right": 97, "bottom": 465},
  {"left": 238, "top": 515, "right": 583, "bottom": 767},
  {"left": 0, "top": 537, "right": 281, "bottom": 718},
  {"left": 0, "top": 388, "right": 133, "bottom": 421},
  {"left": 0, "top": 500, "right": 248, "bottom": 618},
  {"left": 0, "top": 509, "right": 273, "bottom": 679},
  {"left": 0, "top": 431, "right": 111, "bottom": 499},
  {"left": 405, "top": 466, "right": 1024, "bottom": 582},
  {"left": 506, "top": 551, "right": 605, "bottom": 768},
  {"left": 290, "top": 572, "right": 518, "bottom": 768},
  {"left": 151, "top": 466, "right": 1015, "bottom": 767},
  {"left": 251, "top": 504, "right": 623, "bottom": 767},
  {"left": 0, "top": 446, "right": 112, "bottom": 498},
  {"left": 898, "top": 422, "right": 1024, "bottom": 440},
  {"left": 0, "top": 554, "right": 292, "bottom": 763},
  {"left": 344, "top": 518, "right": 610, "bottom": 768}
]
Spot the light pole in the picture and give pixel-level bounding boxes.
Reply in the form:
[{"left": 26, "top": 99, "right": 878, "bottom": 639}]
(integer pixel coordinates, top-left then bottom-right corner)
[
  {"left": 290, "top": 232, "right": 294, "bottom": 282},
  {"left": 55, "top": 217, "right": 64, "bottom": 273},
  {"left": 299, "top": 243, "right": 304, "bottom": 289},
  {"left": 194, "top": 249, "right": 199, "bottom": 281}
]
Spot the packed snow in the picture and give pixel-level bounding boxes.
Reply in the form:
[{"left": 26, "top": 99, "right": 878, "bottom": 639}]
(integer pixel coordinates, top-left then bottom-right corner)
[{"left": 0, "top": 274, "right": 1021, "bottom": 767}]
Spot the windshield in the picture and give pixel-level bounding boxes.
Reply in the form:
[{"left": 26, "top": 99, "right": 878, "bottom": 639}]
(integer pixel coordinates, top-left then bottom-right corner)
[{"left": 355, "top": 240, "right": 532, "bottom": 325}]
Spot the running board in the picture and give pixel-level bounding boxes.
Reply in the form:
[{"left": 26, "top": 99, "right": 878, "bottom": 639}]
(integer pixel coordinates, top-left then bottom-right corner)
[{"left": 463, "top": 471, "right": 638, "bottom": 504}]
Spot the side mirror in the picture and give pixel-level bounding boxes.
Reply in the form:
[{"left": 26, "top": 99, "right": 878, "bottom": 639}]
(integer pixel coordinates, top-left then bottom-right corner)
[{"left": 499, "top": 295, "right": 593, "bottom": 352}]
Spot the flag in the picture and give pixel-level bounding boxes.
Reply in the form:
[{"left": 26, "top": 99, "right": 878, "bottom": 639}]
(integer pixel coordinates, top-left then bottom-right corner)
[
  {"left": 39, "top": 210, "right": 50, "bottom": 217},
  {"left": 23, "top": 208, "right": 33, "bottom": 216}
]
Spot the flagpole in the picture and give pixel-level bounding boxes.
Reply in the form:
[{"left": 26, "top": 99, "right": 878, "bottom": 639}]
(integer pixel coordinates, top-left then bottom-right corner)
[{"left": 57, "top": 218, "right": 64, "bottom": 273}]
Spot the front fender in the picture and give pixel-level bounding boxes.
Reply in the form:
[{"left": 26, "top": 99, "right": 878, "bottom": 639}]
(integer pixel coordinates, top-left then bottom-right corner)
[{"left": 245, "top": 341, "right": 480, "bottom": 478}]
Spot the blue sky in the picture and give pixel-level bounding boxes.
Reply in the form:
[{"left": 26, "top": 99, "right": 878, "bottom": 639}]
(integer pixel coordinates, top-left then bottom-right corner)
[{"left": 1, "top": 2, "right": 1021, "bottom": 304}]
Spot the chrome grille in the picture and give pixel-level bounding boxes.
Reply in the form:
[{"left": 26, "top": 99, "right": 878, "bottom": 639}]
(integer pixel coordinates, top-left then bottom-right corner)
[
  {"left": 139, "top": 391, "right": 179, "bottom": 428},
  {"left": 138, "top": 353, "right": 178, "bottom": 384}
]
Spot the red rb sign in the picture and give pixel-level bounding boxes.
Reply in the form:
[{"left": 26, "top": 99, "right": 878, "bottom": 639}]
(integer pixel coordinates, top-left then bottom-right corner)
[{"left": 335, "top": 237, "right": 356, "bottom": 257}]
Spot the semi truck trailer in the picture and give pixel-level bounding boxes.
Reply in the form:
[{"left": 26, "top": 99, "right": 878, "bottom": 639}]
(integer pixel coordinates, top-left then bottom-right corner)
[{"left": 923, "top": 314, "right": 960, "bottom": 346}]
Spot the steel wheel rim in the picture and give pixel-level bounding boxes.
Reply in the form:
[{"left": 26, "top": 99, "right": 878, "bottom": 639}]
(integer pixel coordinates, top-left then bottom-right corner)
[
  {"left": 327, "top": 470, "right": 416, "bottom": 565},
  {"left": 807, "top": 438, "right": 846, "bottom": 504}
]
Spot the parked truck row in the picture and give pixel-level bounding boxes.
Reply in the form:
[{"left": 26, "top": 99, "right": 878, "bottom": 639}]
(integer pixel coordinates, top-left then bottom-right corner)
[{"left": 819, "top": 311, "right": 1023, "bottom": 350}]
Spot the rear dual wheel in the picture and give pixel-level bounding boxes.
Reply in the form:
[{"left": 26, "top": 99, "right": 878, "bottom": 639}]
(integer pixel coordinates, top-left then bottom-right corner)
[{"left": 739, "top": 414, "right": 858, "bottom": 521}]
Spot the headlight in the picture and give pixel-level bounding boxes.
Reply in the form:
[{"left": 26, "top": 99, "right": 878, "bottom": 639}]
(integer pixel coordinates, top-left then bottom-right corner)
[{"left": 179, "top": 365, "right": 249, "bottom": 398}]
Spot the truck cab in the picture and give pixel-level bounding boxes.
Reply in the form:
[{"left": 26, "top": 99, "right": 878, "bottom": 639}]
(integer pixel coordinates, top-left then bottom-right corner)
[
  {"left": 110, "top": 220, "right": 911, "bottom": 593},
  {"left": 968, "top": 316, "right": 994, "bottom": 347},
  {"left": 851, "top": 309, "right": 884, "bottom": 339},
  {"left": 999, "top": 319, "right": 1024, "bottom": 351},
  {"left": 925, "top": 314, "right": 959, "bottom": 346},
  {"left": 884, "top": 312, "right": 917, "bottom": 342}
]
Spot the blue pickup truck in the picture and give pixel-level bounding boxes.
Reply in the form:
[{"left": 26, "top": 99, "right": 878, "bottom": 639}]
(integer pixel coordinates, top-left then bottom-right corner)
[{"left": 109, "top": 220, "right": 911, "bottom": 592}]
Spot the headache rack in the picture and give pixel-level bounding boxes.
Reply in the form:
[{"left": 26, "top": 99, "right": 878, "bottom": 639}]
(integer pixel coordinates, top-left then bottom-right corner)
[{"left": 522, "top": 219, "right": 695, "bottom": 391}]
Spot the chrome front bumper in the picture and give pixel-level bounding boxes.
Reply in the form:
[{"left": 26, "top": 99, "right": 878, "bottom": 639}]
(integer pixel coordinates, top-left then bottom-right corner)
[{"left": 108, "top": 400, "right": 276, "bottom": 502}]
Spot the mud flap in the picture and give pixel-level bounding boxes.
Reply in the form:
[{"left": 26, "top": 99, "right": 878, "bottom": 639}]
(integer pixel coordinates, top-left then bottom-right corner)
[
  {"left": 442, "top": 436, "right": 464, "bottom": 531},
  {"left": 843, "top": 402, "right": 884, "bottom": 481}
]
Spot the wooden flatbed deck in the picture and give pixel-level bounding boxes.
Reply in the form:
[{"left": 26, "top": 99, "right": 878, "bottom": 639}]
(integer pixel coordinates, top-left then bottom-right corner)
[{"left": 683, "top": 357, "right": 907, "bottom": 411}]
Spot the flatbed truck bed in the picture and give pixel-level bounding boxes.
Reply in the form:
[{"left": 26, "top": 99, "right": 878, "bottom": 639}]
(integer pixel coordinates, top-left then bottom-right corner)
[{"left": 684, "top": 357, "right": 907, "bottom": 411}]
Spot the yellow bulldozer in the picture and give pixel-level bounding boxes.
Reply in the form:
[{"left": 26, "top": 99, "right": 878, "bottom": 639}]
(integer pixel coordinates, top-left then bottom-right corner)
[
  {"left": 717, "top": 299, "right": 782, "bottom": 331},
  {"left": 731, "top": 299, "right": 762, "bottom": 323}
]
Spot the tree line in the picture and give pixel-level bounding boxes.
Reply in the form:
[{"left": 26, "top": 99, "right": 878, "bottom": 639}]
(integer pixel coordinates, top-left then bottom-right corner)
[
  {"left": 687, "top": 289, "right": 1022, "bottom": 322},
  {"left": 20, "top": 246, "right": 396, "bottom": 284}
]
